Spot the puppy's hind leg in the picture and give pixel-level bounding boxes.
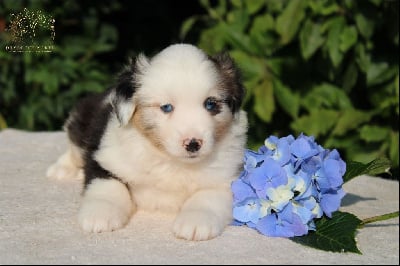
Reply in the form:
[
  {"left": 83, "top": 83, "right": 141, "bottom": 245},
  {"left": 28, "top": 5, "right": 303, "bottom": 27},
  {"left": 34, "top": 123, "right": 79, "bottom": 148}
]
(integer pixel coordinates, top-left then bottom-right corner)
[{"left": 46, "top": 143, "right": 84, "bottom": 180}]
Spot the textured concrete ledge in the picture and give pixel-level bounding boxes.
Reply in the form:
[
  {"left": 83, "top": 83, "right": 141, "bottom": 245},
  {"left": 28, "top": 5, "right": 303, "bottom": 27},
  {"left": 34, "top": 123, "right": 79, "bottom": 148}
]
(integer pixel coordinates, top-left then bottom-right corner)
[{"left": 0, "top": 129, "right": 398, "bottom": 265}]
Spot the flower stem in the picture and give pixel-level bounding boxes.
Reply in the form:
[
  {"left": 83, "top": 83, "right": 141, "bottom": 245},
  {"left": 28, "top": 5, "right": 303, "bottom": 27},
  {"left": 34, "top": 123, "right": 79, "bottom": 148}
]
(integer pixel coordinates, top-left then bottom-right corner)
[{"left": 358, "top": 211, "right": 399, "bottom": 228}]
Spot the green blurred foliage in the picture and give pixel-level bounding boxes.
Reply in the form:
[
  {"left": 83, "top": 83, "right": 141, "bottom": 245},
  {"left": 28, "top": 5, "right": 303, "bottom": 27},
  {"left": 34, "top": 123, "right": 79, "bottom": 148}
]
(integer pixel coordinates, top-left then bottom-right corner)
[
  {"left": 0, "top": 0, "right": 202, "bottom": 131},
  {"left": 181, "top": 0, "right": 399, "bottom": 177},
  {"left": 0, "top": 0, "right": 120, "bottom": 130},
  {"left": 0, "top": 0, "right": 398, "bottom": 178}
]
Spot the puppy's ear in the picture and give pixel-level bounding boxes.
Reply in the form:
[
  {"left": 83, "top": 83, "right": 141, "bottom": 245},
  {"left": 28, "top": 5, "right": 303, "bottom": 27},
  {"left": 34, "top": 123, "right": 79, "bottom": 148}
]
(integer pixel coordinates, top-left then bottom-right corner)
[
  {"left": 111, "top": 54, "right": 150, "bottom": 126},
  {"left": 135, "top": 53, "right": 150, "bottom": 75},
  {"left": 210, "top": 52, "right": 245, "bottom": 114}
]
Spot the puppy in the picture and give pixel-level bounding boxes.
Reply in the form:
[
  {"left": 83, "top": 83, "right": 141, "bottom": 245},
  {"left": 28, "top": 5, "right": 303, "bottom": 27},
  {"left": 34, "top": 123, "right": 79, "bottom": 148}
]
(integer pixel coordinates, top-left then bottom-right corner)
[{"left": 46, "top": 43, "right": 248, "bottom": 240}]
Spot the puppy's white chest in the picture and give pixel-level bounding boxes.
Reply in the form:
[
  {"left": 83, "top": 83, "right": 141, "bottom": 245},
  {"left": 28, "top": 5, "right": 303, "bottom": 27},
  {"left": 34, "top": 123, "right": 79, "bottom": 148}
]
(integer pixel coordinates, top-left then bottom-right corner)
[{"left": 95, "top": 128, "right": 198, "bottom": 209}]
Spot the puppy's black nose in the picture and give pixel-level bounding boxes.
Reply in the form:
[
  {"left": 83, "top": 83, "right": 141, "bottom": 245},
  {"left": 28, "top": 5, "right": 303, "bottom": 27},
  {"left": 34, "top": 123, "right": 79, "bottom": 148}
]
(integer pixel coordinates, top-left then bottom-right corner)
[{"left": 184, "top": 138, "right": 202, "bottom": 152}]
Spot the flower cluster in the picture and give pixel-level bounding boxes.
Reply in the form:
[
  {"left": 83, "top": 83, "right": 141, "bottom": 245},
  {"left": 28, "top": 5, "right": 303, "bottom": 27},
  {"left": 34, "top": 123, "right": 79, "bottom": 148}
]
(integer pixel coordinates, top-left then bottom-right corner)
[{"left": 232, "top": 133, "right": 346, "bottom": 237}]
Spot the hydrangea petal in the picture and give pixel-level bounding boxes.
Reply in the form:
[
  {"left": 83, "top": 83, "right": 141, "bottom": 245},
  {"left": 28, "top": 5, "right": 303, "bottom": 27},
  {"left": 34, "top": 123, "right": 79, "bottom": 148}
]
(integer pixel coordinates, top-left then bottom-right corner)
[
  {"left": 265, "top": 136, "right": 279, "bottom": 150},
  {"left": 259, "top": 199, "right": 272, "bottom": 218},
  {"left": 244, "top": 150, "right": 265, "bottom": 172},
  {"left": 249, "top": 158, "right": 288, "bottom": 198},
  {"left": 290, "top": 138, "right": 312, "bottom": 158},
  {"left": 266, "top": 186, "right": 293, "bottom": 211},
  {"left": 323, "top": 159, "right": 344, "bottom": 188},
  {"left": 290, "top": 137, "right": 319, "bottom": 170},
  {"left": 233, "top": 198, "right": 261, "bottom": 224},
  {"left": 327, "top": 149, "right": 347, "bottom": 176},
  {"left": 273, "top": 139, "right": 291, "bottom": 166},
  {"left": 320, "top": 188, "right": 346, "bottom": 217},
  {"left": 256, "top": 210, "right": 308, "bottom": 237},
  {"left": 256, "top": 214, "right": 279, "bottom": 236},
  {"left": 292, "top": 202, "right": 313, "bottom": 225},
  {"left": 231, "top": 179, "right": 256, "bottom": 204}
]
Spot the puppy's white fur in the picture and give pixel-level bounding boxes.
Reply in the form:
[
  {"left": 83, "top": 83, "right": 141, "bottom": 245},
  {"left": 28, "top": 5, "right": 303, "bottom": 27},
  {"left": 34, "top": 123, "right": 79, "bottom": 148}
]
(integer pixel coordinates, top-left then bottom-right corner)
[{"left": 47, "top": 44, "right": 248, "bottom": 240}]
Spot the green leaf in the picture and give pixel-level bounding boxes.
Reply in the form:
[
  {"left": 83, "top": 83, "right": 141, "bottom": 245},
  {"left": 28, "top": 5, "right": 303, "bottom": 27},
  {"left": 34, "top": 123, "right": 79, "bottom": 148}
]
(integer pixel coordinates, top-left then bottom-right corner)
[
  {"left": 198, "top": 25, "right": 226, "bottom": 53},
  {"left": 291, "top": 109, "right": 339, "bottom": 137},
  {"left": 222, "top": 24, "right": 259, "bottom": 54},
  {"left": 92, "top": 43, "right": 114, "bottom": 53},
  {"left": 180, "top": 17, "right": 197, "bottom": 40},
  {"left": 200, "top": 0, "right": 222, "bottom": 20},
  {"left": 326, "top": 17, "right": 345, "bottom": 67},
  {"left": 355, "top": 12, "right": 375, "bottom": 39},
  {"left": 276, "top": 0, "right": 306, "bottom": 45},
  {"left": 229, "top": 50, "right": 267, "bottom": 81},
  {"left": 302, "top": 83, "right": 353, "bottom": 111},
  {"left": 245, "top": 0, "right": 265, "bottom": 14},
  {"left": 253, "top": 79, "right": 275, "bottom": 122},
  {"left": 230, "top": 0, "right": 242, "bottom": 8},
  {"left": 199, "top": 0, "right": 210, "bottom": 9},
  {"left": 265, "top": 0, "right": 285, "bottom": 13},
  {"left": 249, "top": 14, "right": 277, "bottom": 56},
  {"left": 339, "top": 26, "right": 358, "bottom": 52},
  {"left": 308, "top": 0, "right": 339, "bottom": 16},
  {"left": 273, "top": 79, "right": 299, "bottom": 119},
  {"left": 299, "top": 19, "right": 325, "bottom": 60},
  {"left": 43, "top": 74, "right": 59, "bottom": 95},
  {"left": 291, "top": 212, "right": 362, "bottom": 254},
  {"left": 366, "top": 62, "right": 398, "bottom": 87},
  {"left": 265, "top": 57, "right": 286, "bottom": 76},
  {"left": 250, "top": 13, "right": 274, "bottom": 34},
  {"left": 343, "top": 158, "right": 392, "bottom": 183},
  {"left": 331, "top": 109, "right": 372, "bottom": 136},
  {"left": 368, "top": 0, "right": 382, "bottom": 6},
  {"left": 342, "top": 61, "right": 358, "bottom": 92},
  {"left": 226, "top": 9, "right": 250, "bottom": 33},
  {"left": 359, "top": 125, "right": 389, "bottom": 142},
  {"left": 214, "top": 0, "right": 228, "bottom": 18},
  {"left": 355, "top": 43, "right": 371, "bottom": 73}
]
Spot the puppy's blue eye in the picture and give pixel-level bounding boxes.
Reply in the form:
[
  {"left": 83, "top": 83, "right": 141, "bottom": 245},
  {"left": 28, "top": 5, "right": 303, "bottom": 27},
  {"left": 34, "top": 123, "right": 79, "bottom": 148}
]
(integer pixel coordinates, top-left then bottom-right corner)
[
  {"left": 204, "top": 97, "right": 218, "bottom": 111},
  {"left": 160, "top": 103, "right": 174, "bottom": 113}
]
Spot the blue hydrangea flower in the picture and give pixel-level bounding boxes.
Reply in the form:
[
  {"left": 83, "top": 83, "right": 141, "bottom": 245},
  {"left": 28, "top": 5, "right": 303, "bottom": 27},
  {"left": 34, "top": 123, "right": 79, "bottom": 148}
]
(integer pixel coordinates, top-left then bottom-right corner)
[
  {"left": 266, "top": 185, "right": 293, "bottom": 211},
  {"left": 233, "top": 198, "right": 261, "bottom": 224},
  {"left": 231, "top": 178, "right": 256, "bottom": 204},
  {"left": 256, "top": 204, "right": 308, "bottom": 237},
  {"left": 319, "top": 187, "right": 346, "bottom": 217},
  {"left": 264, "top": 136, "right": 291, "bottom": 166},
  {"left": 231, "top": 133, "right": 346, "bottom": 237},
  {"left": 248, "top": 158, "right": 288, "bottom": 198}
]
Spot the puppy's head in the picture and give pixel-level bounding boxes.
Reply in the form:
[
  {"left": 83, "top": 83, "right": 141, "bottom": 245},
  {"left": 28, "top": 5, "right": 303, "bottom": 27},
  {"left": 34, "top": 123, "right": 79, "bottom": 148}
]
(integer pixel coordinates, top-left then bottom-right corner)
[{"left": 112, "top": 44, "right": 245, "bottom": 162}]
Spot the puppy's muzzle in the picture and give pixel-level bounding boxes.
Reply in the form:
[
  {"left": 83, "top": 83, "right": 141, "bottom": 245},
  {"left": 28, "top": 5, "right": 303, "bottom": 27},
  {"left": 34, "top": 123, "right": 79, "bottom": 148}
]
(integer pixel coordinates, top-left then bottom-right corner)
[{"left": 183, "top": 138, "right": 203, "bottom": 153}]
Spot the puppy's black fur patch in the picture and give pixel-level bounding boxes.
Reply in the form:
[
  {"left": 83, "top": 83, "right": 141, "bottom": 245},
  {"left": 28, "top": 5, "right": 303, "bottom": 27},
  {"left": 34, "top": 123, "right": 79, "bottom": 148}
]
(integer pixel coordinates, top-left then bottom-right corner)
[
  {"left": 210, "top": 52, "right": 245, "bottom": 114},
  {"left": 65, "top": 60, "right": 137, "bottom": 188}
]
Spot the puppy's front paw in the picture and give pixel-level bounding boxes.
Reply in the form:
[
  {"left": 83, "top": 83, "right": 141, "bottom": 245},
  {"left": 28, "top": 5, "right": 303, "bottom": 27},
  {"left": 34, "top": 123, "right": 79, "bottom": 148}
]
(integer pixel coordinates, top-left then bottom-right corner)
[
  {"left": 78, "top": 199, "right": 131, "bottom": 233},
  {"left": 172, "top": 210, "right": 224, "bottom": 241}
]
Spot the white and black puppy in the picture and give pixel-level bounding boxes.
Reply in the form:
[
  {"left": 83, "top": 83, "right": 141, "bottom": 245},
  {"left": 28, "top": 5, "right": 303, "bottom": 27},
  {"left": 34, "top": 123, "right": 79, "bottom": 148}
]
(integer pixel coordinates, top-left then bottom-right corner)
[{"left": 46, "top": 43, "right": 248, "bottom": 240}]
